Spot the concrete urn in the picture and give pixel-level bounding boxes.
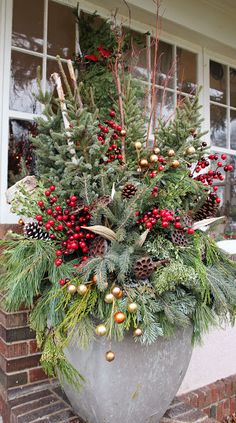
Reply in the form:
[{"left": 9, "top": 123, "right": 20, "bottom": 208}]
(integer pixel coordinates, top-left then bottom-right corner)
[{"left": 62, "top": 325, "right": 193, "bottom": 423}]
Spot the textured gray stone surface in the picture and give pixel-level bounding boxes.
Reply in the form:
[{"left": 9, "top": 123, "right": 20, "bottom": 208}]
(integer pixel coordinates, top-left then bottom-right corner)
[{"left": 62, "top": 326, "right": 193, "bottom": 423}]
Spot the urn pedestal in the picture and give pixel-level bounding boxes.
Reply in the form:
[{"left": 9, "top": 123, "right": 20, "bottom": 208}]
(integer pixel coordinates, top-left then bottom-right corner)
[{"left": 62, "top": 326, "right": 193, "bottom": 423}]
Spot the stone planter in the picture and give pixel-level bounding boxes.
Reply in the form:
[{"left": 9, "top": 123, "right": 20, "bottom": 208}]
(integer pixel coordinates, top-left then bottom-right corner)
[{"left": 62, "top": 326, "right": 193, "bottom": 423}]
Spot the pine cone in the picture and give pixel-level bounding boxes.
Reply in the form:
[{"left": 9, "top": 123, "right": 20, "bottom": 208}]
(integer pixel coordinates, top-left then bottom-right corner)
[
  {"left": 91, "top": 196, "right": 112, "bottom": 209},
  {"left": 89, "top": 236, "right": 108, "bottom": 257},
  {"left": 24, "top": 222, "right": 50, "bottom": 241},
  {"left": 194, "top": 197, "right": 219, "bottom": 221},
  {"left": 133, "top": 256, "right": 157, "bottom": 280},
  {"left": 122, "top": 184, "right": 137, "bottom": 199},
  {"left": 171, "top": 230, "right": 189, "bottom": 247}
]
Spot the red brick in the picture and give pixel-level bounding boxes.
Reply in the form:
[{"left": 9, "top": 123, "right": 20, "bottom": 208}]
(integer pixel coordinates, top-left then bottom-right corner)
[
  {"left": 230, "top": 396, "right": 236, "bottom": 414},
  {"left": 201, "top": 386, "right": 212, "bottom": 407},
  {"left": 13, "top": 395, "right": 58, "bottom": 416},
  {"left": 216, "top": 402, "right": 223, "bottom": 421},
  {"left": 225, "top": 378, "right": 233, "bottom": 398},
  {"left": 29, "top": 339, "right": 40, "bottom": 354},
  {"left": 223, "top": 398, "right": 230, "bottom": 417},
  {"left": 194, "top": 389, "right": 206, "bottom": 408},
  {"left": 1, "top": 353, "right": 41, "bottom": 373},
  {"left": 0, "top": 341, "right": 28, "bottom": 359},
  {"left": 210, "top": 383, "right": 219, "bottom": 403},
  {"left": 188, "top": 392, "right": 199, "bottom": 408},
  {"left": 202, "top": 406, "right": 211, "bottom": 417},
  {"left": 29, "top": 367, "right": 48, "bottom": 383},
  {"left": 217, "top": 380, "right": 226, "bottom": 401}
]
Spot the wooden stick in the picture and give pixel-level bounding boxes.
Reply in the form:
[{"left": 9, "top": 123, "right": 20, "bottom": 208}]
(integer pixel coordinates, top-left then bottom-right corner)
[
  {"left": 67, "top": 59, "right": 83, "bottom": 109},
  {"left": 51, "top": 72, "right": 79, "bottom": 165}
]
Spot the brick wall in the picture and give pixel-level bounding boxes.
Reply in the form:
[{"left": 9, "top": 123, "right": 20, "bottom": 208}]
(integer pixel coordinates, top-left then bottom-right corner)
[{"left": 178, "top": 375, "right": 236, "bottom": 421}]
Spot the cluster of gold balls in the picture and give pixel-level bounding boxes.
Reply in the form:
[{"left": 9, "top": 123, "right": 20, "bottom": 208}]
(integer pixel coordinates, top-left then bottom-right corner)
[
  {"left": 67, "top": 283, "right": 88, "bottom": 295},
  {"left": 95, "top": 286, "right": 142, "bottom": 362}
]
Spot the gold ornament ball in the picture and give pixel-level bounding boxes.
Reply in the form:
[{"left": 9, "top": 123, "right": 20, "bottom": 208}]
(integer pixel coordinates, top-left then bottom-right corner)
[
  {"left": 95, "top": 324, "right": 107, "bottom": 336},
  {"left": 150, "top": 154, "right": 158, "bottom": 163},
  {"left": 133, "top": 328, "right": 142, "bottom": 337},
  {"left": 112, "top": 286, "right": 123, "bottom": 299},
  {"left": 18, "top": 218, "right": 25, "bottom": 226},
  {"left": 120, "top": 129, "right": 126, "bottom": 136},
  {"left": 153, "top": 147, "right": 160, "bottom": 155},
  {"left": 114, "top": 311, "right": 126, "bottom": 324},
  {"left": 128, "top": 302, "right": 138, "bottom": 313},
  {"left": 186, "top": 146, "right": 196, "bottom": 155},
  {"left": 167, "top": 149, "right": 175, "bottom": 157},
  {"left": 140, "top": 159, "right": 149, "bottom": 167},
  {"left": 137, "top": 167, "right": 142, "bottom": 173},
  {"left": 67, "top": 284, "right": 77, "bottom": 294},
  {"left": 105, "top": 293, "right": 114, "bottom": 304},
  {"left": 171, "top": 160, "right": 180, "bottom": 169},
  {"left": 105, "top": 350, "right": 115, "bottom": 362},
  {"left": 77, "top": 284, "right": 88, "bottom": 295},
  {"left": 134, "top": 141, "right": 142, "bottom": 150}
]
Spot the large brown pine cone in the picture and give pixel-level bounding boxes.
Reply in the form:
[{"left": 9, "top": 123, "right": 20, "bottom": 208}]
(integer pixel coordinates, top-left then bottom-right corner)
[
  {"left": 194, "top": 197, "right": 219, "bottom": 221},
  {"left": 122, "top": 184, "right": 137, "bottom": 199}
]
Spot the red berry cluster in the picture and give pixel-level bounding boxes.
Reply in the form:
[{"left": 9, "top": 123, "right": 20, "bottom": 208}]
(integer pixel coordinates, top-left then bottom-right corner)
[
  {"left": 97, "top": 111, "right": 124, "bottom": 164},
  {"left": 135, "top": 208, "right": 194, "bottom": 234},
  {"left": 36, "top": 186, "right": 95, "bottom": 266},
  {"left": 191, "top": 153, "right": 233, "bottom": 205}
]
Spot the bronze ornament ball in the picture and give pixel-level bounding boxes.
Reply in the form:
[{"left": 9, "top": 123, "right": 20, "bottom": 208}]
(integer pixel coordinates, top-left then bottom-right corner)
[
  {"left": 171, "top": 160, "right": 180, "bottom": 169},
  {"left": 114, "top": 311, "right": 126, "bottom": 324},
  {"left": 153, "top": 147, "right": 160, "bottom": 155},
  {"left": 186, "top": 146, "right": 196, "bottom": 155},
  {"left": 140, "top": 159, "right": 149, "bottom": 167},
  {"left": 120, "top": 129, "right": 126, "bottom": 136},
  {"left": 167, "top": 149, "right": 175, "bottom": 157},
  {"left": 150, "top": 154, "right": 159, "bottom": 163},
  {"left": 134, "top": 141, "right": 142, "bottom": 150},
  {"left": 112, "top": 287, "right": 123, "bottom": 299}
]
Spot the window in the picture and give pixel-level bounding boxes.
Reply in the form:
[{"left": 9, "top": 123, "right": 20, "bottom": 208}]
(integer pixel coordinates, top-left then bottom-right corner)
[
  {"left": 8, "top": 0, "right": 76, "bottom": 188},
  {"left": 208, "top": 57, "right": 236, "bottom": 231}
]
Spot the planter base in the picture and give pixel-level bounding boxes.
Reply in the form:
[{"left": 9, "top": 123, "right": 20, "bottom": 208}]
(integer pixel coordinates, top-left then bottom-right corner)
[{"left": 63, "top": 326, "right": 193, "bottom": 423}]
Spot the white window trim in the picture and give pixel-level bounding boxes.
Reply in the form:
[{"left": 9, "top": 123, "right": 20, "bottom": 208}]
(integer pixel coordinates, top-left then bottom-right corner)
[{"left": 204, "top": 48, "right": 236, "bottom": 156}]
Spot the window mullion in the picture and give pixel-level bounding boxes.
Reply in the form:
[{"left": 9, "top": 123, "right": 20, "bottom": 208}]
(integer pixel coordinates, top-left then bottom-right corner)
[
  {"left": 173, "top": 44, "right": 177, "bottom": 109},
  {"left": 226, "top": 65, "right": 231, "bottom": 149},
  {"left": 42, "top": 0, "right": 48, "bottom": 94}
]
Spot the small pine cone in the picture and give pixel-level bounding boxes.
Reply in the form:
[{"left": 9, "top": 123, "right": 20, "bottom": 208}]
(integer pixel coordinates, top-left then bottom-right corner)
[
  {"left": 133, "top": 256, "right": 157, "bottom": 280},
  {"left": 89, "top": 236, "right": 108, "bottom": 257},
  {"left": 24, "top": 222, "right": 50, "bottom": 241},
  {"left": 171, "top": 230, "right": 189, "bottom": 247},
  {"left": 194, "top": 197, "right": 219, "bottom": 221},
  {"left": 122, "top": 184, "right": 137, "bottom": 199}
]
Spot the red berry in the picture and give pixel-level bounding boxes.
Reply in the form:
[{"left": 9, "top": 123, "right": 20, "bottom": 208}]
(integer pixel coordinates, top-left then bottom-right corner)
[
  {"left": 161, "top": 221, "right": 169, "bottom": 228},
  {"left": 54, "top": 258, "right": 62, "bottom": 266},
  {"left": 45, "top": 190, "right": 51, "bottom": 196},
  {"left": 158, "top": 165, "right": 164, "bottom": 172},
  {"left": 47, "top": 208, "right": 53, "bottom": 215},
  {"left": 227, "top": 164, "right": 233, "bottom": 171},
  {"left": 221, "top": 154, "right": 227, "bottom": 160},
  {"left": 51, "top": 196, "right": 57, "bottom": 202},
  {"left": 117, "top": 154, "right": 123, "bottom": 160},
  {"left": 216, "top": 197, "right": 221, "bottom": 204},
  {"left": 50, "top": 185, "right": 55, "bottom": 191},
  {"left": 217, "top": 162, "right": 223, "bottom": 167},
  {"left": 70, "top": 195, "right": 77, "bottom": 202},
  {"left": 45, "top": 223, "right": 51, "bottom": 230},
  {"left": 48, "top": 219, "right": 55, "bottom": 225},
  {"left": 38, "top": 200, "right": 44, "bottom": 207},
  {"left": 174, "top": 222, "right": 182, "bottom": 229},
  {"left": 36, "top": 214, "right": 43, "bottom": 221},
  {"left": 109, "top": 110, "right": 116, "bottom": 117},
  {"left": 59, "top": 279, "right": 66, "bottom": 286},
  {"left": 116, "top": 125, "right": 122, "bottom": 132},
  {"left": 187, "top": 228, "right": 195, "bottom": 235},
  {"left": 56, "top": 250, "right": 63, "bottom": 257},
  {"left": 213, "top": 186, "right": 218, "bottom": 191},
  {"left": 146, "top": 221, "right": 153, "bottom": 229},
  {"left": 55, "top": 205, "right": 61, "bottom": 211},
  {"left": 82, "top": 256, "right": 89, "bottom": 261}
]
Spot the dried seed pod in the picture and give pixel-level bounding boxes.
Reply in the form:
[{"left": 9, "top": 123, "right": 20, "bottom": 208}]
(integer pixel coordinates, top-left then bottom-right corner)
[{"left": 133, "top": 256, "right": 157, "bottom": 280}]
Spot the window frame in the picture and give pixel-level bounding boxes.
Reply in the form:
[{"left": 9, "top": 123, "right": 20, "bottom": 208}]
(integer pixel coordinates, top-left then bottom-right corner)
[{"left": 0, "top": 0, "right": 204, "bottom": 223}]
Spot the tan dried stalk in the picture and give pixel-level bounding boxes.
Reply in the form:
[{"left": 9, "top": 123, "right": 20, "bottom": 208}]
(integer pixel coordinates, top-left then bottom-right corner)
[
  {"left": 51, "top": 72, "right": 79, "bottom": 165},
  {"left": 67, "top": 59, "right": 83, "bottom": 109}
]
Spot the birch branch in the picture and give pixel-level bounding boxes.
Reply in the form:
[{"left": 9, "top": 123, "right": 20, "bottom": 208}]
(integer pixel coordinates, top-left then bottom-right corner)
[
  {"left": 51, "top": 72, "right": 79, "bottom": 165},
  {"left": 67, "top": 59, "right": 83, "bottom": 109}
]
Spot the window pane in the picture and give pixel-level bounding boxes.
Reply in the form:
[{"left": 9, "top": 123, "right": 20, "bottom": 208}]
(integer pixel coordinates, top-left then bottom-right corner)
[
  {"left": 8, "top": 119, "right": 36, "bottom": 187},
  {"left": 210, "top": 104, "right": 227, "bottom": 148},
  {"left": 177, "top": 48, "right": 197, "bottom": 94},
  {"left": 230, "top": 68, "right": 236, "bottom": 108},
  {"left": 154, "top": 89, "right": 174, "bottom": 124},
  {"left": 210, "top": 60, "right": 227, "bottom": 104},
  {"left": 10, "top": 51, "right": 41, "bottom": 113},
  {"left": 156, "top": 41, "right": 174, "bottom": 89},
  {"left": 128, "top": 31, "right": 148, "bottom": 82},
  {"left": 12, "top": 0, "right": 44, "bottom": 52},
  {"left": 230, "top": 110, "right": 236, "bottom": 150},
  {"left": 47, "top": 1, "right": 76, "bottom": 58}
]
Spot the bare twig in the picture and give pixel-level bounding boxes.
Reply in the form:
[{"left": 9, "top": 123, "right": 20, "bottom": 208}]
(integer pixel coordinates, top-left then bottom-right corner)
[{"left": 67, "top": 59, "right": 83, "bottom": 109}]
